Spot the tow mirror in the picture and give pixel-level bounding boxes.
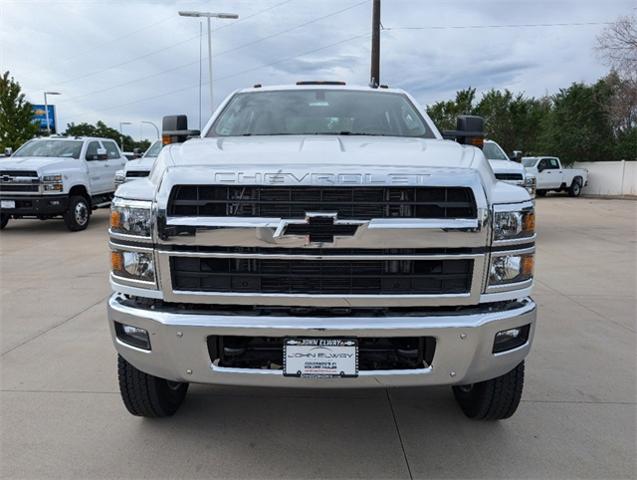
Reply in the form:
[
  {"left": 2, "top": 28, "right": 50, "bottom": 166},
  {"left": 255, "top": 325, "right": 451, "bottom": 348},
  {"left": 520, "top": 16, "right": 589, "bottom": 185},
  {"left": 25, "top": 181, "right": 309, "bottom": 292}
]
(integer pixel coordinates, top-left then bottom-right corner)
[
  {"left": 96, "top": 147, "right": 108, "bottom": 160},
  {"left": 162, "top": 115, "right": 200, "bottom": 145},
  {"left": 442, "top": 115, "right": 485, "bottom": 149},
  {"left": 510, "top": 150, "right": 522, "bottom": 162},
  {"left": 4, "top": 147, "right": 13, "bottom": 157}
]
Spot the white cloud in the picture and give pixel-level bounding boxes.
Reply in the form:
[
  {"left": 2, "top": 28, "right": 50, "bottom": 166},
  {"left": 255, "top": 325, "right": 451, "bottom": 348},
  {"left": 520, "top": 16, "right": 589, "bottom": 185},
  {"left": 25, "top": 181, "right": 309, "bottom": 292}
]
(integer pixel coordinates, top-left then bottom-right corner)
[{"left": 1, "top": 0, "right": 633, "bottom": 139}]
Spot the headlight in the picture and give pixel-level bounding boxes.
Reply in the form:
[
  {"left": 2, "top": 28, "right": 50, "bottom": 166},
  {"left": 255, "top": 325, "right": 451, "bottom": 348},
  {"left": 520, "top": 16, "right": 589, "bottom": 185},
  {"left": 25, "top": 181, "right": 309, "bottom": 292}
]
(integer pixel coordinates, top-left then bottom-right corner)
[
  {"left": 111, "top": 249, "right": 155, "bottom": 282},
  {"left": 115, "top": 170, "right": 126, "bottom": 185},
  {"left": 110, "top": 197, "right": 152, "bottom": 237},
  {"left": 42, "top": 174, "right": 63, "bottom": 182},
  {"left": 489, "top": 253, "right": 534, "bottom": 285},
  {"left": 493, "top": 208, "right": 535, "bottom": 241},
  {"left": 524, "top": 175, "right": 536, "bottom": 196},
  {"left": 42, "top": 174, "right": 63, "bottom": 192}
]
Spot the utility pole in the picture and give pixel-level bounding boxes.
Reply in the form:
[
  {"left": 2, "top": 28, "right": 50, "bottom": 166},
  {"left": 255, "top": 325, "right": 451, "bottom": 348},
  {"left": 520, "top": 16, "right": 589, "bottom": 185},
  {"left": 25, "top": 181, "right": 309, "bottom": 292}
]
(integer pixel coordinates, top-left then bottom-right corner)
[{"left": 370, "top": 0, "right": 381, "bottom": 87}]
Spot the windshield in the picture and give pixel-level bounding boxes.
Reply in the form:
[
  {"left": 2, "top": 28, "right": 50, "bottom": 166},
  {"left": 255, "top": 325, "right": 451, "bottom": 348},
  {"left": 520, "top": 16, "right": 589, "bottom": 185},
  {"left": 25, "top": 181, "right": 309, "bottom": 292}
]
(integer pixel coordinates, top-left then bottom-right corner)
[
  {"left": 143, "top": 141, "right": 162, "bottom": 158},
  {"left": 13, "top": 139, "right": 83, "bottom": 159},
  {"left": 208, "top": 89, "right": 434, "bottom": 138},
  {"left": 522, "top": 158, "right": 538, "bottom": 167},
  {"left": 483, "top": 142, "right": 509, "bottom": 161}
]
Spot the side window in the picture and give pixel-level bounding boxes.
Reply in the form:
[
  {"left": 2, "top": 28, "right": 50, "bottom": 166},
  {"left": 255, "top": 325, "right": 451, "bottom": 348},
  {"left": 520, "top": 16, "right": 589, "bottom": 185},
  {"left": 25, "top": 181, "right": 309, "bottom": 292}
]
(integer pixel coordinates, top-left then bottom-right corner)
[
  {"left": 538, "top": 159, "right": 548, "bottom": 171},
  {"left": 102, "top": 141, "right": 121, "bottom": 159},
  {"left": 549, "top": 158, "right": 560, "bottom": 169},
  {"left": 85, "top": 141, "right": 101, "bottom": 161}
]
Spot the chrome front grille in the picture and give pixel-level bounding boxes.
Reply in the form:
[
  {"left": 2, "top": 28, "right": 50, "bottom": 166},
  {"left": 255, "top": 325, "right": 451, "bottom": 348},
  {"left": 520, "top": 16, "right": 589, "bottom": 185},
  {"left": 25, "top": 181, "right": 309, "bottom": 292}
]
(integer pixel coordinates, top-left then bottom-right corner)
[
  {"left": 0, "top": 171, "right": 41, "bottom": 194},
  {"left": 150, "top": 169, "right": 490, "bottom": 307}
]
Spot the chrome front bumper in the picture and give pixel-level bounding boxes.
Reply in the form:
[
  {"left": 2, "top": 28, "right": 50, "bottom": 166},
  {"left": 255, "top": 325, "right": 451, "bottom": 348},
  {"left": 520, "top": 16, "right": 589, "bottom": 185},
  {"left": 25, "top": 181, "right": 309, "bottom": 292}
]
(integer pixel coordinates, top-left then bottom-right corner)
[{"left": 108, "top": 294, "right": 536, "bottom": 388}]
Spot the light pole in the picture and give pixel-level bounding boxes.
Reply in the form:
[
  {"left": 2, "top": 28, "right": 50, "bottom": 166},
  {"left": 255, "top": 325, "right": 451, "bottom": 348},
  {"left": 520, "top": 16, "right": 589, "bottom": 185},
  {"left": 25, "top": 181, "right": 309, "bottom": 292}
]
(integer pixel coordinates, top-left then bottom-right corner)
[
  {"left": 44, "top": 91, "right": 61, "bottom": 136},
  {"left": 141, "top": 121, "right": 160, "bottom": 140},
  {"left": 178, "top": 10, "right": 239, "bottom": 113},
  {"left": 119, "top": 121, "right": 132, "bottom": 150}
]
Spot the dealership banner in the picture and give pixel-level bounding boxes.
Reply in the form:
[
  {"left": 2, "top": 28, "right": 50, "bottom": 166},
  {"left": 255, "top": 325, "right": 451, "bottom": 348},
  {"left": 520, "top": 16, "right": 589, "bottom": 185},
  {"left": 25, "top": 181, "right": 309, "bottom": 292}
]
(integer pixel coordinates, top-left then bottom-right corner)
[{"left": 31, "top": 104, "right": 56, "bottom": 133}]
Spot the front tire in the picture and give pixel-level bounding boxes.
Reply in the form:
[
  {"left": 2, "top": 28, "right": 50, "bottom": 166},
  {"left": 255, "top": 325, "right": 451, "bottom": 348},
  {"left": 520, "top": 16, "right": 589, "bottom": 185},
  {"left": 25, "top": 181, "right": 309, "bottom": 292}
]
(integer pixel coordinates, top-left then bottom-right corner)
[
  {"left": 117, "top": 355, "right": 189, "bottom": 417},
  {"left": 452, "top": 362, "right": 524, "bottom": 420},
  {"left": 63, "top": 196, "right": 90, "bottom": 231},
  {"left": 536, "top": 190, "right": 547, "bottom": 197},
  {"left": 568, "top": 178, "right": 582, "bottom": 197},
  {"left": 0, "top": 214, "right": 9, "bottom": 230}
]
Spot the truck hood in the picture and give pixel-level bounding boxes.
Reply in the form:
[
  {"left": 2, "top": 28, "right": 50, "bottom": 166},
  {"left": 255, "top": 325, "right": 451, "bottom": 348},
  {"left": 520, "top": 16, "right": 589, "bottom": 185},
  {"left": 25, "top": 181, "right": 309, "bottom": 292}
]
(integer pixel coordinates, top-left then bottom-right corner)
[
  {"left": 125, "top": 157, "right": 155, "bottom": 172},
  {"left": 169, "top": 136, "right": 477, "bottom": 169},
  {"left": 117, "top": 136, "right": 530, "bottom": 205},
  {"left": 488, "top": 159, "right": 525, "bottom": 176},
  {"left": 0, "top": 156, "right": 79, "bottom": 174}
]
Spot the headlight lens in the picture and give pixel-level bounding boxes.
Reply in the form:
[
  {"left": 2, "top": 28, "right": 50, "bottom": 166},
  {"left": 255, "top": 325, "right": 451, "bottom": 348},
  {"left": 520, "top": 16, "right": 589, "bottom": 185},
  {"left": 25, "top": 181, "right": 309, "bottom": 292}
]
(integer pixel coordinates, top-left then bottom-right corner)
[
  {"left": 524, "top": 175, "right": 537, "bottom": 196},
  {"left": 42, "top": 174, "right": 63, "bottom": 182},
  {"left": 493, "top": 209, "right": 535, "bottom": 240},
  {"left": 115, "top": 170, "right": 126, "bottom": 185},
  {"left": 111, "top": 250, "right": 155, "bottom": 282},
  {"left": 489, "top": 253, "right": 534, "bottom": 285},
  {"left": 42, "top": 174, "right": 63, "bottom": 192},
  {"left": 110, "top": 198, "right": 152, "bottom": 237}
]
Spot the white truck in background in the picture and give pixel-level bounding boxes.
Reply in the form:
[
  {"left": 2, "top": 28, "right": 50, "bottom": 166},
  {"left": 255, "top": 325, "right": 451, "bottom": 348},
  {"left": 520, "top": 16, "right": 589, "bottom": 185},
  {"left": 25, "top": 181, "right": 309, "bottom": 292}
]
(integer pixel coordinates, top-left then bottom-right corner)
[
  {"left": 483, "top": 140, "right": 535, "bottom": 196},
  {"left": 0, "top": 136, "right": 126, "bottom": 231},
  {"left": 115, "top": 140, "right": 163, "bottom": 186},
  {"left": 522, "top": 156, "right": 588, "bottom": 197}
]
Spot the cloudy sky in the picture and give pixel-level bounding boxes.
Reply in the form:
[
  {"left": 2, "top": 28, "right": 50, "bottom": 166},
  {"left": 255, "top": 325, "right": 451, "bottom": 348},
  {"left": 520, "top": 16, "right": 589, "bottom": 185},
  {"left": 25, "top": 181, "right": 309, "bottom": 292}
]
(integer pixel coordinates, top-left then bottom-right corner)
[{"left": 1, "top": 0, "right": 634, "bottom": 140}]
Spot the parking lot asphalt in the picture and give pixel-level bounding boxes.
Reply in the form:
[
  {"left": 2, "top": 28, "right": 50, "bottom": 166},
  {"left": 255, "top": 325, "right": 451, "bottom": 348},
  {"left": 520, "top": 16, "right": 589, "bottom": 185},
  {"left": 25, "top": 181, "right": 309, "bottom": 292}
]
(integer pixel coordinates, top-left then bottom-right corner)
[{"left": 1, "top": 197, "right": 635, "bottom": 480}]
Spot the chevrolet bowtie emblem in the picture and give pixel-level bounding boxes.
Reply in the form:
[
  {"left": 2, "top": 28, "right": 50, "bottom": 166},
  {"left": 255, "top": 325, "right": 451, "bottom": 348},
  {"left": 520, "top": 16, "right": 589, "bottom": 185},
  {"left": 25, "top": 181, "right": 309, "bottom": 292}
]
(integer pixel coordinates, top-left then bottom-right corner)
[{"left": 273, "top": 212, "right": 365, "bottom": 244}]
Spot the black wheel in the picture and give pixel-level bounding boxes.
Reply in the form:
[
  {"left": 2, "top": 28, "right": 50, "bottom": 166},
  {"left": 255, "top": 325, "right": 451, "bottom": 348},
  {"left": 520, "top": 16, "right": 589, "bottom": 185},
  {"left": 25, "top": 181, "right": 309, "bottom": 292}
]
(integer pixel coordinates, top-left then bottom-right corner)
[
  {"left": 536, "top": 190, "right": 547, "bottom": 197},
  {"left": 63, "top": 196, "right": 90, "bottom": 231},
  {"left": 568, "top": 178, "right": 582, "bottom": 197},
  {"left": 452, "top": 362, "right": 524, "bottom": 420},
  {"left": 0, "top": 214, "right": 8, "bottom": 230},
  {"left": 117, "top": 354, "right": 189, "bottom": 417}
]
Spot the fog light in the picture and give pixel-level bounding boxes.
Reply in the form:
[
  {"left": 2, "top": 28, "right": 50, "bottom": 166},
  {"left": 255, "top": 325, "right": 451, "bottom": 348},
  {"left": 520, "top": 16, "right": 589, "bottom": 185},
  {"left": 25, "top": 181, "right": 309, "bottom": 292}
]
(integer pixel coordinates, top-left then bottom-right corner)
[
  {"left": 115, "top": 322, "right": 151, "bottom": 350},
  {"left": 493, "top": 324, "right": 530, "bottom": 353},
  {"left": 111, "top": 250, "right": 155, "bottom": 282}
]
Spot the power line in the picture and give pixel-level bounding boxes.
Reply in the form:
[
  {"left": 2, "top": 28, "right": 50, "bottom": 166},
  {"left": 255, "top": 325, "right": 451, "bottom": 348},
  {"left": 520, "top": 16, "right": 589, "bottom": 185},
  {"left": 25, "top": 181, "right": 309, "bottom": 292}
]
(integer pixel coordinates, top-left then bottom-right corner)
[
  {"left": 53, "top": 0, "right": 295, "bottom": 86},
  {"left": 61, "top": 0, "right": 371, "bottom": 98},
  {"left": 56, "top": 15, "right": 176, "bottom": 65},
  {"left": 100, "top": 32, "right": 371, "bottom": 113},
  {"left": 383, "top": 21, "right": 613, "bottom": 31}
]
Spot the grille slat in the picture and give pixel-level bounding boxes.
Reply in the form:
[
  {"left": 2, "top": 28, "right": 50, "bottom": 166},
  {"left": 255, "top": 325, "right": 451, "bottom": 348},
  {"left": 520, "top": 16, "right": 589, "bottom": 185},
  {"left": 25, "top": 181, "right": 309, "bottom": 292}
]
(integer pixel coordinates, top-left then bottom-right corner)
[
  {"left": 168, "top": 186, "right": 476, "bottom": 219},
  {"left": 171, "top": 257, "right": 473, "bottom": 295},
  {"left": 0, "top": 184, "right": 39, "bottom": 192},
  {"left": 495, "top": 173, "right": 524, "bottom": 181},
  {"left": 0, "top": 170, "right": 38, "bottom": 177}
]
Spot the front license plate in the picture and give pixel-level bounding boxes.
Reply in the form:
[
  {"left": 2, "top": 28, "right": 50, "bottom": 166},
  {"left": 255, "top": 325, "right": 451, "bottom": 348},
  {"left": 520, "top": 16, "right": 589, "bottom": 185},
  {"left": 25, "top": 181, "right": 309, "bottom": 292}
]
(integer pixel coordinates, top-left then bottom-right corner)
[
  {"left": 284, "top": 338, "right": 358, "bottom": 378},
  {"left": 1, "top": 200, "right": 15, "bottom": 209}
]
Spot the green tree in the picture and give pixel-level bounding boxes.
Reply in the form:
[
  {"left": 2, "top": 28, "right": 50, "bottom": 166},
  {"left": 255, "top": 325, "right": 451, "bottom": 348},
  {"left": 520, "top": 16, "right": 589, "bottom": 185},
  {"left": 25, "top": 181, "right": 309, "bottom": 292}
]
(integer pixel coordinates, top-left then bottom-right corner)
[
  {"left": 539, "top": 80, "right": 616, "bottom": 164},
  {"left": 0, "top": 71, "right": 38, "bottom": 151},
  {"left": 65, "top": 121, "right": 151, "bottom": 152},
  {"left": 426, "top": 88, "right": 476, "bottom": 131}
]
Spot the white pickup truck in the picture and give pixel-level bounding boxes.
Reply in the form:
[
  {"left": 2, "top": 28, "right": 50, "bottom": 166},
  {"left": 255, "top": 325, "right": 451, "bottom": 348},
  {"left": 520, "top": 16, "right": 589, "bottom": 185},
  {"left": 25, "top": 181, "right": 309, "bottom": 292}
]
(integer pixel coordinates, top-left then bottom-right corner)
[
  {"left": 522, "top": 156, "right": 588, "bottom": 197},
  {"left": 107, "top": 83, "right": 536, "bottom": 421},
  {"left": 115, "top": 140, "right": 163, "bottom": 186},
  {"left": 483, "top": 140, "right": 535, "bottom": 196},
  {"left": 0, "top": 136, "right": 126, "bottom": 230}
]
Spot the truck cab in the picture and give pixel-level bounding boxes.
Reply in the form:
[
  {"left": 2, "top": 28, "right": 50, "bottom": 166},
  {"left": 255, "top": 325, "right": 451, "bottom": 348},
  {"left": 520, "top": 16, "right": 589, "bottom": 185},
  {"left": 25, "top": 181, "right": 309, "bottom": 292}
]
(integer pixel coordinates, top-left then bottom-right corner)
[
  {"left": 0, "top": 136, "right": 126, "bottom": 231},
  {"left": 107, "top": 84, "right": 536, "bottom": 420}
]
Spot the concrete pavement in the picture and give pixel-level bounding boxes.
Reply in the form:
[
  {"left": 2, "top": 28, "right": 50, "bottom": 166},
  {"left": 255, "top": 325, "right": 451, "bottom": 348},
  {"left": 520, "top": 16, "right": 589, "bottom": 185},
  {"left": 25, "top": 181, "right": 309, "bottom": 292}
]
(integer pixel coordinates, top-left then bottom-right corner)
[{"left": 1, "top": 198, "right": 635, "bottom": 479}]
